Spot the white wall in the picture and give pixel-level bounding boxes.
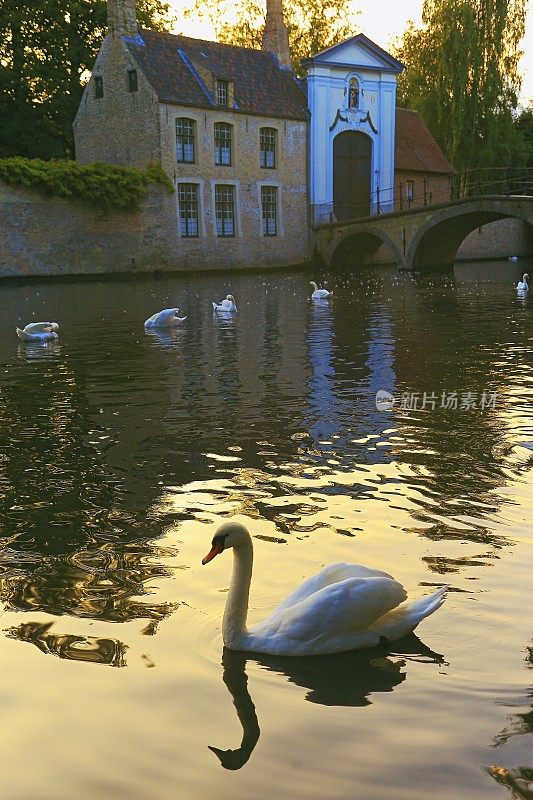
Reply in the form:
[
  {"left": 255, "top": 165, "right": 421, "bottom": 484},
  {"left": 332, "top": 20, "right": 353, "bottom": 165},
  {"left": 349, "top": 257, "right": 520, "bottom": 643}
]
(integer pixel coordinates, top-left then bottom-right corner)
[{"left": 307, "top": 39, "right": 399, "bottom": 225}]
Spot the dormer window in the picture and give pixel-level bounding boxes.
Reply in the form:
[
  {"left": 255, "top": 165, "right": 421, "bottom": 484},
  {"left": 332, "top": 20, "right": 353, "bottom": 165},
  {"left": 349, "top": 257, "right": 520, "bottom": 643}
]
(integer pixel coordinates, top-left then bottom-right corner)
[
  {"left": 215, "top": 79, "right": 229, "bottom": 107},
  {"left": 348, "top": 77, "right": 360, "bottom": 109}
]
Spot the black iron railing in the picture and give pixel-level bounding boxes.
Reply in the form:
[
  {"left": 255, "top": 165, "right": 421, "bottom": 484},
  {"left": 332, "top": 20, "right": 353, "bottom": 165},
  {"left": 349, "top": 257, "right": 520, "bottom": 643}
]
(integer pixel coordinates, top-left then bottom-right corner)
[{"left": 370, "top": 167, "right": 533, "bottom": 215}]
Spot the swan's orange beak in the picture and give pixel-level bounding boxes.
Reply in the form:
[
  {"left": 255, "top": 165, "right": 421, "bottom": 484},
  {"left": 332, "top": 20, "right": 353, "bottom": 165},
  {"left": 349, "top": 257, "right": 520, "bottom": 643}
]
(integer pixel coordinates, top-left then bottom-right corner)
[{"left": 202, "top": 541, "right": 224, "bottom": 564}]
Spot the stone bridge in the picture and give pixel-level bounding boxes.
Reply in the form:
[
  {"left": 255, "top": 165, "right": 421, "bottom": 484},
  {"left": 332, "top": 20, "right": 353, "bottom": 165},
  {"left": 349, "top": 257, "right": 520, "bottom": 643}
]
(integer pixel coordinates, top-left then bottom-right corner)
[{"left": 313, "top": 195, "right": 533, "bottom": 270}]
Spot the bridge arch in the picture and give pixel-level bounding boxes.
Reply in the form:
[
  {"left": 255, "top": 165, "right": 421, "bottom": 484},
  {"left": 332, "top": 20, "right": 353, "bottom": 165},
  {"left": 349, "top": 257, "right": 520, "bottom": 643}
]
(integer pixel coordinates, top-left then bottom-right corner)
[
  {"left": 314, "top": 196, "right": 533, "bottom": 272},
  {"left": 406, "top": 198, "right": 533, "bottom": 270},
  {"left": 329, "top": 225, "right": 404, "bottom": 270}
]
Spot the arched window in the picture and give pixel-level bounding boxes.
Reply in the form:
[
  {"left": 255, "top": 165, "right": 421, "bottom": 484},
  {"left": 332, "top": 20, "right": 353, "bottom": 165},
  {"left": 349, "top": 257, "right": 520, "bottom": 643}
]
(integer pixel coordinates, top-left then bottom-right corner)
[{"left": 348, "top": 77, "right": 360, "bottom": 109}]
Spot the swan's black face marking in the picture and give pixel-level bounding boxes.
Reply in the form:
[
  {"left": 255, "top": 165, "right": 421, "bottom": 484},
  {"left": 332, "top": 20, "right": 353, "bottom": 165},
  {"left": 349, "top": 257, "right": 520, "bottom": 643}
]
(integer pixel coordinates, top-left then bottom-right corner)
[{"left": 202, "top": 533, "right": 229, "bottom": 565}]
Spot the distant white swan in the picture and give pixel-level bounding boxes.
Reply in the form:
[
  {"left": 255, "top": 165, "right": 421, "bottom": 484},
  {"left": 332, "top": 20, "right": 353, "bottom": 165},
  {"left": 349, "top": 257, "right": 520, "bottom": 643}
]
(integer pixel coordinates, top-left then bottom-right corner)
[
  {"left": 310, "top": 281, "right": 332, "bottom": 300},
  {"left": 202, "top": 520, "right": 447, "bottom": 656},
  {"left": 516, "top": 273, "right": 529, "bottom": 292},
  {"left": 144, "top": 308, "right": 187, "bottom": 328},
  {"left": 16, "top": 326, "right": 58, "bottom": 342},
  {"left": 213, "top": 295, "right": 237, "bottom": 313}
]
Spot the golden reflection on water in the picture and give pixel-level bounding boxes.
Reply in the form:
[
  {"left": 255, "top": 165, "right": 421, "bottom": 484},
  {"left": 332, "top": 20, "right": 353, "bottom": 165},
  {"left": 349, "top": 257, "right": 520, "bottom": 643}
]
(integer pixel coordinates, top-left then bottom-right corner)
[
  {"left": 7, "top": 620, "right": 127, "bottom": 666},
  {"left": 0, "top": 265, "right": 530, "bottom": 800}
]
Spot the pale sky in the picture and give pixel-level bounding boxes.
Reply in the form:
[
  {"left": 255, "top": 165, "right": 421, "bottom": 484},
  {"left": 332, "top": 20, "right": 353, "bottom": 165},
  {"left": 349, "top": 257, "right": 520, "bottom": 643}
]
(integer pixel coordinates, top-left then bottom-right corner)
[{"left": 172, "top": 0, "right": 533, "bottom": 105}]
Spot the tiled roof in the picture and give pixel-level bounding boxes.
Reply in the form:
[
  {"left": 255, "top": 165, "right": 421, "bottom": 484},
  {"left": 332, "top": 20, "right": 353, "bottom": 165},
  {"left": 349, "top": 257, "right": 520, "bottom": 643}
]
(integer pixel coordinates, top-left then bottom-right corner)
[
  {"left": 124, "top": 30, "right": 309, "bottom": 121},
  {"left": 395, "top": 108, "right": 456, "bottom": 174}
]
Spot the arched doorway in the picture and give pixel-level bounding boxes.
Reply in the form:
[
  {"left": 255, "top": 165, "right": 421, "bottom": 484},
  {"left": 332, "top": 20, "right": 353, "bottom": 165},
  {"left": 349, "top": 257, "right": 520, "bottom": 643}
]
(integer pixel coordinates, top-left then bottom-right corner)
[{"left": 333, "top": 131, "right": 372, "bottom": 220}]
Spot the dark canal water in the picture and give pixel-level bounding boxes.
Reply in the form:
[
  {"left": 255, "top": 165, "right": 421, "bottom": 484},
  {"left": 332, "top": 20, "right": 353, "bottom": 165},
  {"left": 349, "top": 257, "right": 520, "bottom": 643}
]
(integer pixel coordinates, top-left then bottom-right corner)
[{"left": 0, "top": 260, "right": 531, "bottom": 800}]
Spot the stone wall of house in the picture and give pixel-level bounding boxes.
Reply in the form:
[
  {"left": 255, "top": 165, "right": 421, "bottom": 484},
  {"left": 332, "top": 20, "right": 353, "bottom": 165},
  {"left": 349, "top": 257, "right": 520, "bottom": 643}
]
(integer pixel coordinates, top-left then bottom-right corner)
[
  {"left": 159, "top": 104, "right": 309, "bottom": 270},
  {"left": 74, "top": 35, "right": 161, "bottom": 169}
]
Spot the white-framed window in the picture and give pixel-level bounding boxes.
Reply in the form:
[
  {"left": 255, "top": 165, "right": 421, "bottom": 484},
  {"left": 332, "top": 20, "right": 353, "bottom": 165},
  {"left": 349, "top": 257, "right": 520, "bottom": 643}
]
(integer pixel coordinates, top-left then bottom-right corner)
[
  {"left": 261, "top": 185, "right": 277, "bottom": 236},
  {"left": 215, "top": 184, "right": 235, "bottom": 237},
  {"left": 260, "top": 127, "right": 276, "bottom": 168},
  {"left": 176, "top": 118, "right": 196, "bottom": 163},
  {"left": 177, "top": 183, "right": 200, "bottom": 238},
  {"left": 214, "top": 122, "right": 232, "bottom": 166},
  {"left": 215, "top": 79, "right": 229, "bottom": 107},
  {"left": 406, "top": 179, "right": 414, "bottom": 201}
]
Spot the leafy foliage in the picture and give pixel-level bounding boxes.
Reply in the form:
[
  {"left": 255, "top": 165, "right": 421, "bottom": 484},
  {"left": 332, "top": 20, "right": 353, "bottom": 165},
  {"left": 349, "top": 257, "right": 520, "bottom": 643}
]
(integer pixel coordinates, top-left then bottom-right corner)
[
  {"left": 392, "top": 0, "right": 527, "bottom": 172},
  {"left": 0, "top": 0, "right": 174, "bottom": 160},
  {"left": 185, "top": 0, "right": 357, "bottom": 75},
  {"left": 515, "top": 105, "right": 533, "bottom": 168},
  {"left": 0, "top": 158, "right": 173, "bottom": 211}
]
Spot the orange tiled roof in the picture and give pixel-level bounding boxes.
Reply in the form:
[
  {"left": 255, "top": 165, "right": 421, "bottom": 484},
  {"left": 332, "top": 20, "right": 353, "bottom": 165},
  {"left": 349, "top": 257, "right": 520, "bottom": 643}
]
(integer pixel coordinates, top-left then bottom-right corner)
[
  {"left": 395, "top": 108, "right": 456, "bottom": 174},
  {"left": 124, "top": 30, "right": 309, "bottom": 121}
]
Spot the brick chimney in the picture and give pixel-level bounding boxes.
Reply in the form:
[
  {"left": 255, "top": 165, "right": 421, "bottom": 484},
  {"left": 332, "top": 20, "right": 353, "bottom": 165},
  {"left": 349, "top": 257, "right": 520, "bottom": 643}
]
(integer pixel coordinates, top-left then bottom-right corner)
[
  {"left": 107, "top": 0, "right": 137, "bottom": 38},
  {"left": 262, "top": 0, "right": 291, "bottom": 69}
]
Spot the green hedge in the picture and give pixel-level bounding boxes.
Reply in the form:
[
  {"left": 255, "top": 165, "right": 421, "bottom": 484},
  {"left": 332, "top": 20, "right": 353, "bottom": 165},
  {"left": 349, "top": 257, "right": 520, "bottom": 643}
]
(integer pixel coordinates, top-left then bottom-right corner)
[{"left": 0, "top": 158, "right": 174, "bottom": 211}]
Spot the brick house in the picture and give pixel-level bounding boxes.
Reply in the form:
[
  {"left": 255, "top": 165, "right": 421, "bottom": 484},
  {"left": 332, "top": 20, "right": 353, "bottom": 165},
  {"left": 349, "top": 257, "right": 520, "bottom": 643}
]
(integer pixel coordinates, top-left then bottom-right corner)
[
  {"left": 394, "top": 108, "right": 456, "bottom": 211},
  {"left": 74, "top": 0, "right": 456, "bottom": 271},
  {"left": 74, "top": 0, "right": 309, "bottom": 271}
]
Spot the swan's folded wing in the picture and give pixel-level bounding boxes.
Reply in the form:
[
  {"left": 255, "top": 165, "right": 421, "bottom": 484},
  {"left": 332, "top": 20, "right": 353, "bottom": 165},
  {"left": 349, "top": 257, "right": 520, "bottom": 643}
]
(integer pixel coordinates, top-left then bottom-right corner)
[
  {"left": 23, "top": 322, "right": 53, "bottom": 334},
  {"left": 145, "top": 308, "right": 179, "bottom": 327},
  {"left": 267, "top": 563, "right": 395, "bottom": 619},
  {"left": 252, "top": 576, "right": 407, "bottom": 642}
]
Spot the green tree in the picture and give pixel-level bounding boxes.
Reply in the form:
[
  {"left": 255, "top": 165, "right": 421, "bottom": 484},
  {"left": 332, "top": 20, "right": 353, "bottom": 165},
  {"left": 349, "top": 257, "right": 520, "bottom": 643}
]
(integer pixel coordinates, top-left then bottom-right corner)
[
  {"left": 0, "top": 0, "right": 173, "bottom": 160},
  {"left": 185, "top": 0, "right": 357, "bottom": 75},
  {"left": 393, "top": 0, "right": 527, "bottom": 173},
  {"left": 515, "top": 104, "right": 533, "bottom": 168}
]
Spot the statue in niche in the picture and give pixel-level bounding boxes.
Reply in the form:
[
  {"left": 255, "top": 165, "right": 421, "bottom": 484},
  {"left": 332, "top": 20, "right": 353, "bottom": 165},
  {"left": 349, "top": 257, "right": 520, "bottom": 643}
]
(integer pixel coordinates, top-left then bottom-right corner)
[{"left": 348, "top": 78, "right": 360, "bottom": 109}]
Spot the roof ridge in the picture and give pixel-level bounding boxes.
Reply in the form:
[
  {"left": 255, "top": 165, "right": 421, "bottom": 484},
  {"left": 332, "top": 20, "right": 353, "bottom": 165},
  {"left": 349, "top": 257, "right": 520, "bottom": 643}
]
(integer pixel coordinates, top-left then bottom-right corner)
[{"left": 139, "top": 28, "right": 278, "bottom": 59}]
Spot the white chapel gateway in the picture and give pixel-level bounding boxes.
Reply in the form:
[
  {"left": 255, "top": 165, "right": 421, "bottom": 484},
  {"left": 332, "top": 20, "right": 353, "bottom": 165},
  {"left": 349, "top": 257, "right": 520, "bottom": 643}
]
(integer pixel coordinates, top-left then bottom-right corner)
[{"left": 305, "top": 35, "right": 403, "bottom": 225}]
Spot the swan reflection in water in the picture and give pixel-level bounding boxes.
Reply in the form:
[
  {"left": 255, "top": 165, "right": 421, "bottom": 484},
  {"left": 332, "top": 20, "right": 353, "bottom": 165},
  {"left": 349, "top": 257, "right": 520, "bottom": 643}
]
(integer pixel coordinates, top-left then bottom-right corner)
[
  {"left": 6, "top": 620, "right": 127, "bottom": 667},
  {"left": 17, "top": 341, "right": 62, "bottom": 361},
  {"left": 209, "top": 634, "right": 445, "bottom": 770},
  {"left": 144, "top": 328, "right": 185, "bottom": 350}
]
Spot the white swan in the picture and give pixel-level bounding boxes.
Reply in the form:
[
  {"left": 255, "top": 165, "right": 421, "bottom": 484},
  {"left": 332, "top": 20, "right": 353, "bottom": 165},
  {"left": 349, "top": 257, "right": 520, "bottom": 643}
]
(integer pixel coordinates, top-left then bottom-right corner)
[
  {"left": 144, "top": 308, "right": 187, "bottom": 328},
  {"left": 310, "top": 281, "right": 332, "bottom": 300},
  {"left": 202, "top": 521, "right": 447, "bottom": 656},
  {"left": 16, "top": 326, "right": 58, "bottom": 342},
  {"left": 213, "top": 295, "right": 237, "bottom": 312},
  {"left": 516, "top": 273, "right": 529, "bottom": 292}
]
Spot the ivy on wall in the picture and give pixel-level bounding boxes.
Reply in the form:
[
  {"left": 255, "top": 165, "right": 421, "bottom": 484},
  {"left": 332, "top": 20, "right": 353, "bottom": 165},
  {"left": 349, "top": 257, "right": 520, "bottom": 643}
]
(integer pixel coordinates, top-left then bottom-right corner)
[{"left": 0, "top": 158, "right": 173, "bottom": 212}]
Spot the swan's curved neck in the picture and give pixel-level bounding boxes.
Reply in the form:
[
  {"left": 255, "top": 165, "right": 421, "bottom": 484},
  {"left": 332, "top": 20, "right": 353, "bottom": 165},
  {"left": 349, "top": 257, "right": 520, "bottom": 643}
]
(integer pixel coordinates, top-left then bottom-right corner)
[{"left": 223, "top": 537, "right": 253, "bottom": 647}]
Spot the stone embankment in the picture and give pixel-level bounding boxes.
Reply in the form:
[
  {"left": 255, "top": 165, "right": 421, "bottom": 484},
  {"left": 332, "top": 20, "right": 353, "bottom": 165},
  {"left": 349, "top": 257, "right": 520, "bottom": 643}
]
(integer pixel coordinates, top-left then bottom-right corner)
[
  {"left": 0, "top": 181, "right": 174, "bottom": 278},
  {"left": 1, "top": 180, "right": 530, "bottom": 278}
]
